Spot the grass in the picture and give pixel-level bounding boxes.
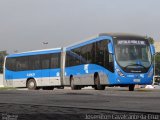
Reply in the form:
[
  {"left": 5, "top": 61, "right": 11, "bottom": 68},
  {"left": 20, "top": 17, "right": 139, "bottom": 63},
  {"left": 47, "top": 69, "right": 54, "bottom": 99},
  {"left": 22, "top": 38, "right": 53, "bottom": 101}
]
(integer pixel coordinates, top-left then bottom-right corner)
[{"left": 0, "top": 87, "right": 17, "bottom": 90}]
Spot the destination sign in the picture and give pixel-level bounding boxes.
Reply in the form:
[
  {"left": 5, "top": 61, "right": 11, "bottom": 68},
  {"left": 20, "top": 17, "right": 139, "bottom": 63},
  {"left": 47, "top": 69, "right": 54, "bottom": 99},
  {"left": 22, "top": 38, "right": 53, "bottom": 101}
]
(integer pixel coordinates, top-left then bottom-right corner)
[{"left": 117, "top": 40, "right": 146, "bottom": 45}]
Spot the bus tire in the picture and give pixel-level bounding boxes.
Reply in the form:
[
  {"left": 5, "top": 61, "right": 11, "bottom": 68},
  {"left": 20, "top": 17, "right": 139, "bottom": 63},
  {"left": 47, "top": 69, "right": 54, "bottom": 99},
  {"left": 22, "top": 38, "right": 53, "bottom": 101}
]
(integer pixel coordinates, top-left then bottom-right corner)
[
  {"left": 27, "top": 79, "right": 37, "bottom": 90},
  {"left": 94, "top": 75, "right": 105, "bottom": 90},
  {"left": 129, "top": 85, "right": 135, "bottom": 91},
  {"left": 70, "top": 77, "right": 78, "bottom": 90}
]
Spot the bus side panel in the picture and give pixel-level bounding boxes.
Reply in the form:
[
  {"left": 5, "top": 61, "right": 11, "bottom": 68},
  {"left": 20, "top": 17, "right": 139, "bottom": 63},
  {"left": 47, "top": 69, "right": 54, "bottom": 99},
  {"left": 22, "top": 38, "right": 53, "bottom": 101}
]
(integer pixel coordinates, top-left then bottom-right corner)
[
  {"left": 49, "top": 68, "right": 61, "bottom": 86},
  {"left": 5, "top": 68, "right": 62, "bottom": 87},
  {"left": 65, "top": 64, "right": 111, "bottom": 85},
  {"left": 5, "top": 69, "right": 41, "bottom": 87},
  {"left": 5, "top": 69, "right": 26, "bottom": 87},
  {"left": 5, "top": 69, "right": 13, "bottom": 87},
  {"left": 99, "top": 72, "right": 109, "bottom": 85}
]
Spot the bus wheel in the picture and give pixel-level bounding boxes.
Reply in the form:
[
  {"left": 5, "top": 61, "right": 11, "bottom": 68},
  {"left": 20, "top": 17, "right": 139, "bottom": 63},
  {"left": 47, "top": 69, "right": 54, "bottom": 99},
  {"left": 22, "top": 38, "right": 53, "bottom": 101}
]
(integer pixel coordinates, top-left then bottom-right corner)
[
  {"left": 94, "top": 75, "right": 105, "bottom": 90},
  {"left": 129, "top": 85, "right": 135, "bottom": 91},
  {"left": 70, "top": 77, "right": 78, "bottom": 90},
  {"left": 27, "top": 79, "right": 37, "bottom": 90}
]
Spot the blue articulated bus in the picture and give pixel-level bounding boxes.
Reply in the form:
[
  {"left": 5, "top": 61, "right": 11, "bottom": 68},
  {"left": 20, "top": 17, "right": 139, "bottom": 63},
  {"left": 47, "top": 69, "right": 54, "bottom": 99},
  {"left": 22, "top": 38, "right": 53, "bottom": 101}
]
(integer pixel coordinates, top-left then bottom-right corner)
[
  {"left": 65, "top": 33, "right": 155, "bottom": 91},
  {"left": 4, "top": 33, "right": 155, "bottom": 91}
]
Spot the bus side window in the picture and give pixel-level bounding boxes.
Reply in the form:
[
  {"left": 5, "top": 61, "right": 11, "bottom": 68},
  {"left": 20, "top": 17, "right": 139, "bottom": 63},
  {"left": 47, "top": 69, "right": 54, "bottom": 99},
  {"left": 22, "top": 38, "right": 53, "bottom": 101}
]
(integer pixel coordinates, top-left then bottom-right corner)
[
  {"left": 95, "top": 40, "right": 114, "bottom": 72},
  {"left": 41, "top": 54, "right": 50, "bottom": 69},
  {"left": 6, "top": 58, "right": 16, "bottom": 71},
  {"left": 15, "top": 56, "right": 28, "bottom": 71},
  {"left": 51, "top": 53, "right": 60, "bottom": 68},
  {"left": 80, "top": 46, "right": 88, "bottom": 64},
  {"left": 66, "top": 51, "right": 78, "bottom": 67},
  {"left": 96, "top": 40, "right": 108, "bottom": 66},
  {"left": 28, "top": 55, "right": 41, "bottom": 70},
  {"left": 86, "top": 43, "right": 93, "bottom": 64}
]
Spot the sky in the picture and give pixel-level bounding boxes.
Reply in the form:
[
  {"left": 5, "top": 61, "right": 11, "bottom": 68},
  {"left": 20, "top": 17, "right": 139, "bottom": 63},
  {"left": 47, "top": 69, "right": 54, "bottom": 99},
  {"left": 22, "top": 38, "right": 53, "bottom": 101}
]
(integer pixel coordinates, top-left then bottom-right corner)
[{"left": 0, "top": 0, "right": 160, "bottom": 53}]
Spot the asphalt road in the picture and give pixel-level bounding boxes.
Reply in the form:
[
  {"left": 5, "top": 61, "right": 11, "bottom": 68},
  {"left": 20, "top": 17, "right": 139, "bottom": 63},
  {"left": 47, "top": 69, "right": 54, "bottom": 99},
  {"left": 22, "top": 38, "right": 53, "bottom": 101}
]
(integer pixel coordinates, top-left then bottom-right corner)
[{"left": 0, "top": 87, "right": 160, "bottom": 120}]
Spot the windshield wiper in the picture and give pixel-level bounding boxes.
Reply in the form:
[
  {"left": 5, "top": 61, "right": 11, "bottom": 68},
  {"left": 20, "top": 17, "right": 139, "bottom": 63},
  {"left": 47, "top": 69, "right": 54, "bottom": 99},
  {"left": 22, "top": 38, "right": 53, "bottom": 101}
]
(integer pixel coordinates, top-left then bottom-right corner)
[{"left": 124, "top": 64, "right": 147, "bottom": 70}]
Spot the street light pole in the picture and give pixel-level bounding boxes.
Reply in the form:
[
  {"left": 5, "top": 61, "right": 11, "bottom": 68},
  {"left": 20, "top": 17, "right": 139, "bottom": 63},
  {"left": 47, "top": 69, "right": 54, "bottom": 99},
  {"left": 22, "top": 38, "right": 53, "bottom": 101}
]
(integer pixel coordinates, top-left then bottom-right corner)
[{"left": 42, "top": 42, "right": 49, "bottom": 49}]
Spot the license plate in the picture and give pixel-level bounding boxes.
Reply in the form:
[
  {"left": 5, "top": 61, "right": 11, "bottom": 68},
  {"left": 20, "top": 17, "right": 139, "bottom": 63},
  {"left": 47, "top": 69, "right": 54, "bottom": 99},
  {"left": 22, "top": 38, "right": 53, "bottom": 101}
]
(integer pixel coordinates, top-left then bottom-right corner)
[{"left": 134, "top": 79, "right": 140, "bottom": 82}]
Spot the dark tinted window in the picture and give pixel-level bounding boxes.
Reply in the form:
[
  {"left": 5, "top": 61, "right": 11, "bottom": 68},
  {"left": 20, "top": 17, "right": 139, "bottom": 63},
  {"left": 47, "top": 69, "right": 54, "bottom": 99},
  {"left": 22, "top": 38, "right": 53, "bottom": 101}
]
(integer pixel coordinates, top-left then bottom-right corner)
[
  {"left": 6, "top": 57, "right": 16, "bottom": 71},
  {"left": 65, "top": 39, "right": 114, "bottom": 72},
  {"left": 6, "top": 52, "right": 61, "bottom": 71},
  {"left": 28, "top": 55, "right": 41, "bottom": 70},
  {"left": 95, "top": 40, "right": 108, "bottom": 67},
  {"left": 41, "top": 54, "right": 50, "bottom": 69},
  {"left": 66, "top": 51, "right": 80, "bottom": 67},
  {"left": 66, "top": 43, "right": 94, "bottom": 67},
  {"left": 16, "top": 56, "right": 28, "bottom": 71},
  {"left": 51, "top": 53, "right": 60, "bottom": 68},
  {"left": 81, "top": 45, "right": 91, "bottom": 64},
  {"left": 81, "top": 43, "right": 94, "bottom": 64},
  {"left": 6, "top": 57, "right": 28, "bottom": 71},
  {"left": 72, "top": 47, "right": 81, "bottom": 65}
]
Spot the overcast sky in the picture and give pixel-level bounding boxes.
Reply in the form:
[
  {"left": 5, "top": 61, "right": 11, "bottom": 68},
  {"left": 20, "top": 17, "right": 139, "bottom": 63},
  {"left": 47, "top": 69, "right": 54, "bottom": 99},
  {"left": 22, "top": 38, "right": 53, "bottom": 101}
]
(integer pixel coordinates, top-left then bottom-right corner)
[{"left": 0, "top": 0, "right": 160, "bottom": 53}]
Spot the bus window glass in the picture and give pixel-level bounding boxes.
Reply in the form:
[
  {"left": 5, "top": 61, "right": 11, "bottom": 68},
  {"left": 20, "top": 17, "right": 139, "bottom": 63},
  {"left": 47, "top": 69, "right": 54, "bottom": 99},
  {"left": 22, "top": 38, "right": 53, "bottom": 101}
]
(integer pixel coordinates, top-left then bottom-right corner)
[
  {"left": 115, "top": 39, "right": 151, "bottom": 72},
  {"left": 96, "top": 40, "right": 108, "bottom": 67},
  {"left": 80, "top": 46, "right": 88, "bottom": 64},
  {"left": 6, "top": 57, "right": 16, "bottom": 71},
  {"left": 51, "top": 53, "right": 60, "bottom": 68},
  {"left": 72, "top": 48, "right": 81, "bottom": 65},
  {"left": 41, "top": 54, "right": 50, "bottom": 69},
  {"left": 16, "top": 56, "right": 28, "bottom": 71},
  {"left": 28, "top": 55, "right": 41, "bottom": 70}
]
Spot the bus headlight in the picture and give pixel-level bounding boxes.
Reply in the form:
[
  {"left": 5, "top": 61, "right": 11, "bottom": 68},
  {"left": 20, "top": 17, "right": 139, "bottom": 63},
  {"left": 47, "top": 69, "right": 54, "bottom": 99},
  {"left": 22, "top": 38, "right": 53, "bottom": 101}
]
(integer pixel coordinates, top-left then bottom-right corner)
[
  {"left": 116, "top": 68, "right": 125, "bottom": 77},
  {"left": 148, "top": 68, "right": 153, "bottom": 77}
]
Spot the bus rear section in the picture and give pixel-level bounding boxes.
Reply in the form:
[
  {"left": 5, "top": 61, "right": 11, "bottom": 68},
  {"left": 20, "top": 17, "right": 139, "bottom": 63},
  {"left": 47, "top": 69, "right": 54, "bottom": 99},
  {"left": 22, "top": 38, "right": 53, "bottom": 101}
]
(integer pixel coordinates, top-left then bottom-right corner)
[{"left": 4, "top": 48, "right": 64, "bottom": 90}]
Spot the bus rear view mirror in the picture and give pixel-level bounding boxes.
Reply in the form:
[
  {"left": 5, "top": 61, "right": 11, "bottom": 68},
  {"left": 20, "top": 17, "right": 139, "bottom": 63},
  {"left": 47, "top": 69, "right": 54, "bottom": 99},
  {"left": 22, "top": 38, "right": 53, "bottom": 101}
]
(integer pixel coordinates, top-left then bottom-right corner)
[
  {"left": 108, "top": 42, "right": 113, "bottom": 54},
  {"left": 150, "top": 44, "right": 155, "bottom": 56}
]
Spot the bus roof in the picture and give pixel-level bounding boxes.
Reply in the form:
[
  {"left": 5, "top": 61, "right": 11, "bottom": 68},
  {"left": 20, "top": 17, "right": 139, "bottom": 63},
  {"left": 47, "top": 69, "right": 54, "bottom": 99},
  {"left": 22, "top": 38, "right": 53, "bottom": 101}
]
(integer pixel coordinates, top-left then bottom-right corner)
[
  {"left": 99, "top": 33, "right": 148, "bottom": 39},
  {"left": 7, "top": 47, "right": 62, "bottom": 58},
  {"left": 66, "top": 35, "right": 112, "bottom": 50}
]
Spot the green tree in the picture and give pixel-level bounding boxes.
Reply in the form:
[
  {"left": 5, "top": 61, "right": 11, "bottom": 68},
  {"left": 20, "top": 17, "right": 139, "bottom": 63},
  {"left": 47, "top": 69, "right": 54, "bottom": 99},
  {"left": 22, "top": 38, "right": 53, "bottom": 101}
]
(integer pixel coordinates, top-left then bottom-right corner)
[{"left": 148, "top": 37, "right": 154, "bottom": 44}]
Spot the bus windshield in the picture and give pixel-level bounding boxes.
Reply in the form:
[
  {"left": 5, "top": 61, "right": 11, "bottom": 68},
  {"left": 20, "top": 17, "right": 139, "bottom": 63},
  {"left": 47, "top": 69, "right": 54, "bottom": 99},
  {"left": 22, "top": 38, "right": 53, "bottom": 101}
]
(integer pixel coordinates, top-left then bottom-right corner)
[{"left": 114, "top": 39, "right": 152, "bottom": 73}]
